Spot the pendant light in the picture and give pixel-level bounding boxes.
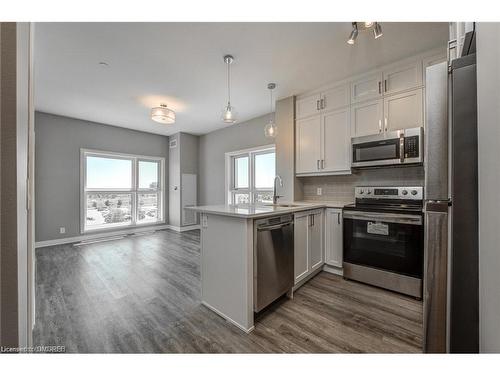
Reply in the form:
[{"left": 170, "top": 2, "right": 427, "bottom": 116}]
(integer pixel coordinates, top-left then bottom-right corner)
[
  {"left": 222, "top": 54, "right": 237, "bottom": 124},
  {"left": 264, "top": 83, "right": 277, "bottom": 138},
  {"left": 151, "top": 104, "right": 175, "bottom": 124}
]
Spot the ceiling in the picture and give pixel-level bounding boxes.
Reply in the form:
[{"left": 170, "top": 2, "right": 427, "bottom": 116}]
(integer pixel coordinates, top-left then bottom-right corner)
[{"left": 34, "top": 22, "right": 448, "bottom": 136}]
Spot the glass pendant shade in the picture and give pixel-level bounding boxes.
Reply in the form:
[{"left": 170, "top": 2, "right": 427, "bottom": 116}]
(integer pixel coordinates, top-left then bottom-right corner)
[
  {"left": 222, "top": 103, "right": 237, "bottom": 124},
  {"left": 151, "top": 104, "right": 175, "bottom": 124},
  {"left": 264, "top": 120, "right": 277, "bottom": 138}
]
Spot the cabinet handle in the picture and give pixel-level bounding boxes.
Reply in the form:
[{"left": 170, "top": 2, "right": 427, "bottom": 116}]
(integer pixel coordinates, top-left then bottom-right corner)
[
  {"left": 317, "top": 160, "right": 320, "bottom": 170},
  {"left": 378, "top": 119, "right": 382, "bottom": 133},
  {"left": 320, "top": 98, "right": 325, "bottom": 109},
  {"left": 321, "top": 159, "right": 325, "bottom": 169},
  {"left": 337, "top": 212, "right": 340, "bottom": 225},
  {"left": 378, "top": 81, "right": 381, "bottom": 94},
  {"left": 384, "top": 117, "right": 388, "bottom": 132},
  {"left": 384, "top": 79, "right": 388, "bottom": 92},
  {"left": 316, "top": 100, "right": 320, "bottom": 110},
  {"left": 312, "top": 214, "right": 315, "bottom": 226}
]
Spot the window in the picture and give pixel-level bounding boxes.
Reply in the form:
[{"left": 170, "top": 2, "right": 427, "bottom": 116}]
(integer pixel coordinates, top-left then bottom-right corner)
[
  {"left": 81, "top": 150, "right": 164, "bottom": 232},
  {"left": 226, "top": 145, "right": 276, "bottom": 205}
]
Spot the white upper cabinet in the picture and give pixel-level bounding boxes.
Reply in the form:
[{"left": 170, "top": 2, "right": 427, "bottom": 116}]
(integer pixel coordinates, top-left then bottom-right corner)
[
  {"left": 384, "top": 88, "right": 424, "bottom": 132},
  {"left": 351, "top": 72, "right": 383, "bottom": 103},
  {"left": 382, "top": 61, "right": 423, "bottom": 96},
  {"left": 296, "top": 93, "right": 322, "bottom": 120},
  {"left": 351, "top": 99, "right": 384, "bottom": 137},
  {"left": 321, "top": 84, "right": 350, "bottom": 112},
  {"left": 296, "top": 84, "right": 349, "bottom": 120},
  {"left": 322, "top": 108, "right": 350, "bottom": 173},
  {"left": 296, "top": 115, "right": 322, "bottom": 174}
]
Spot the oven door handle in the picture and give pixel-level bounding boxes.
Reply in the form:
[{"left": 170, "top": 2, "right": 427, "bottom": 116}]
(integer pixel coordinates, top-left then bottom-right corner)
[{"left": 343, "top": 211, "right": 422, "bottom": 225}]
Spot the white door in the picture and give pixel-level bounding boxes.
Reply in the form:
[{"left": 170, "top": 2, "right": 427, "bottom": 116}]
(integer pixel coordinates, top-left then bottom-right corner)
[
  {"left": 383, "top": 88, "right": 424, "bottom": 132},
  {"left": 382, "top": 61, "right": 423, "bottom": 96},
  {"left": 322, "top": 108, "right": 351, "bottom": 173},
  {"left": 294, "top": 212, "right": 310, "bottom": 283},
  {"left": 296, "top": 93, "right": 321, "bottom": 119},
  {"left": 321, "top": 84, "right": 350, "bottom": 111},
  {"left": 351, "top": 99, "right": 384, "bottom": 137},
  {"left": 351, "top": 72, "right": 383, "bottom": 103},
  {"left": 325, "top": 209, "right": 343, "bottom": 268},
  {"left": 309, "top": 211, "right": 324, "bottom": 272},
  {"left": 296, "top": 115, "right": 322, "bottom": 174}
]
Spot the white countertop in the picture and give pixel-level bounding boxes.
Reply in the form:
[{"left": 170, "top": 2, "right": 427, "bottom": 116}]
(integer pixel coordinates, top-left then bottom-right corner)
[{"left": 187, "top": 200, "right": 352, "bottom": 219}]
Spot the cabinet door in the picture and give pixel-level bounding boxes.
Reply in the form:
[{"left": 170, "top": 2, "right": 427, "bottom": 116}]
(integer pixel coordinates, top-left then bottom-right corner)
[
  {"left": 296, "top": 93, "right": 321, "bottom": 120},
  {"left": 325, "top": 209, "right": 343, "bottom": 267},
  {"left": 322, "top": 108, "right": 351, "bottom": 173},
  {"left": 382, "top": 61, "right": 423, "bottom": 96},
  {"left": 351, "top": 73, "right": 383, "bottom": 103},
  {"left": 296, "top": 115, "right": 322, "bottom": 174},
  {"left": 309, "top": 211, "right": 324, "bottom": 272},
  {"left": 294, "top": 213, "right": 310, "bottom": 283},
  {"left": 351, "top": 99, "right": 384, "bottom": 137},
  {"left": 383, "top": 88, "right": 423, "bottom": 132},
  {"left": 321, "top": 84, "right": 349, "bottom": 111}
]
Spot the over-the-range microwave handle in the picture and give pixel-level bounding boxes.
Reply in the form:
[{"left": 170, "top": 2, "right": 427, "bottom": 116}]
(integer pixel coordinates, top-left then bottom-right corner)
[
  {"left": 400, "top": 133, "right": 405, "bottom": 163},
  {"left": 343, "top": 211, "right": 422, "bottom": 225}
]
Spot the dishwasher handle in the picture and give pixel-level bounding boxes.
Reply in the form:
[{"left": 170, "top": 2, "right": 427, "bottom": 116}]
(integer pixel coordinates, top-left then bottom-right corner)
[{"left": 257, "top": 221, "right": 293, "bottom": 231}]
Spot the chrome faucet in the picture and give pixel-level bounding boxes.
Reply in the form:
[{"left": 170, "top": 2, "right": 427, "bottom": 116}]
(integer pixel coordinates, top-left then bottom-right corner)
[{"left": 273, "top": 175, "right": 283, "bottom": 204}]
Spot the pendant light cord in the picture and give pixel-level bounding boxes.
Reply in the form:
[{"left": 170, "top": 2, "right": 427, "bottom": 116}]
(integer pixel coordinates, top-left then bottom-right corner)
[{"left": 227, "top": 61, "right": 231, "bottom": 105}]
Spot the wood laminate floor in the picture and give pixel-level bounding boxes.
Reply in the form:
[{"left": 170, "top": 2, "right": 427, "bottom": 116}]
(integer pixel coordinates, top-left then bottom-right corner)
[{"left": 33, "top": 229, "right": 423, "bottom": 353}]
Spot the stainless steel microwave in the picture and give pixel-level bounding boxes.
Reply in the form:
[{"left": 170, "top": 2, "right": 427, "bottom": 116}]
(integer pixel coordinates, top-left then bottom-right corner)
[{"left": 351, "top": 127, "right": 423, "bottom": 168}]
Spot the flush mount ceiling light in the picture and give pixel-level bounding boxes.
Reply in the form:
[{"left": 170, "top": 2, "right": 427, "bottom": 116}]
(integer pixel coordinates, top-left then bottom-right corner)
[
  {"left": 264, "top": 83, "right": 277, "bottom": 138},
  {"left": 347, "top": 22, "right": 383, "bottom": 45},
  {"left": 151, "top": 104, "right": 175, "bottom": 124},
  {"left": 222, "top": 54, "right": 237, "bottom": 124}
]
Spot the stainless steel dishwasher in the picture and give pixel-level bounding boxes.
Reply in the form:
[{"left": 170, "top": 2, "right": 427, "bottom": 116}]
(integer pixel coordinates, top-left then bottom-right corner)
[{"left": 254, "top": 214, "right": 294, "bottom": 312}]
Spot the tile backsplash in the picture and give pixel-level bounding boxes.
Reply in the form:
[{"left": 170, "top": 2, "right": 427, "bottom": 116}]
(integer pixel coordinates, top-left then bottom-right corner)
[{"left": 300, "top": 166, "right": 424, "bottom": 201}]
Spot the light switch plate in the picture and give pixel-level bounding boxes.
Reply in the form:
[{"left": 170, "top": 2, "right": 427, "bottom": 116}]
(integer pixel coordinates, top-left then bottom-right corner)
[
  {"left": 317, "top": 187, "right": 322, "bottom": 196},
  {"left": 201, "top": 214, "right": 208, "bottom": 228}
]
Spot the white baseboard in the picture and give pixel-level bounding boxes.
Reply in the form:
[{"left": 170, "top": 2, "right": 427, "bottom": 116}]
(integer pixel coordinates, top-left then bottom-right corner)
[
  {"left": 323, "top": 264, "right": 344, "bottom": 276},
  {"left": 168, "top": 224, "right": 200, "bottom": 232},
  {"left": 35, "top": 224, "right": 171, "bottom": 248},
  {"left": 201, "top": 301, "right": 254, "bottom": 334}
]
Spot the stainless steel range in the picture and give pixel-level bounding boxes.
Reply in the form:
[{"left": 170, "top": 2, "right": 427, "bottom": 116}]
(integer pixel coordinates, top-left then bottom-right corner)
[{"left": 343, "top": 186, "right": 424, "bottom": 298}]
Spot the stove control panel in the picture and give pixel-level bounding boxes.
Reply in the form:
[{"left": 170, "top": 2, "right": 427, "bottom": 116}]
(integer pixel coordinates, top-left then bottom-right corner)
[{"left": 355, "top": 186, "right": 423, "bottom": 200}]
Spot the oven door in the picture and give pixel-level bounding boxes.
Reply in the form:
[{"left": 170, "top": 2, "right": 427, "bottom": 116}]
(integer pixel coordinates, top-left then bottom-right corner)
[
  {"left": 343, "top": 210, "right": 424, "bottom": 278},
  {"left": 351, "top": 137, "right": 402, "bottom": 168}
]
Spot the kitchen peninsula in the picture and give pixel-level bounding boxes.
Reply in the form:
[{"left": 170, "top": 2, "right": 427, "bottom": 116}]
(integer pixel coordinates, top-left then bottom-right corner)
[{"left": 188, "top": 201, "right": 348, "bottom": 332}]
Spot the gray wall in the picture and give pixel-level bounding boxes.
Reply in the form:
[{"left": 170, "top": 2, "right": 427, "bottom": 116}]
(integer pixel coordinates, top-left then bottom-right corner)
[
  {"left": 35, "top": 112, "right": 169, "bottom": 242},
  {"left": 0, "top": 22, "right": 19, "bottom": 347},
  {"left": 477, "top": 23, "right": 500, "bottom": 353},
  {"left": 168, "top": 132, "right": 199, "bottom": 227},
  {"left": 198, "top": 113, "right": 274, "bottom": 205}
]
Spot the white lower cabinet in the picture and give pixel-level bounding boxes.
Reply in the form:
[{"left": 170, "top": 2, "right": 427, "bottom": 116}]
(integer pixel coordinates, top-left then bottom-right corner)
[
  {"left": 294, "top": 209, "right": 324, "bottom": 284},
  {"left": 325, "top": 208, "right": 343, "bottom": 268}
]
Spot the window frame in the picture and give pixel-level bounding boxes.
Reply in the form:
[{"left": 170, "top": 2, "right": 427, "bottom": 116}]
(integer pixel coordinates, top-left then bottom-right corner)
[
  {"left": 80, "top": 148, "right": 165, "bottom": 233},
  {"left": 225, "top": 144, "right": 276, "bottom": 205}
]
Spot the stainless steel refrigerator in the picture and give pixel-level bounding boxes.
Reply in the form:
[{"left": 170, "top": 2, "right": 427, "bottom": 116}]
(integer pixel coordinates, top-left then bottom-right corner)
[{"left": 423, "top": 41, "right": 479, "bottom": 352}]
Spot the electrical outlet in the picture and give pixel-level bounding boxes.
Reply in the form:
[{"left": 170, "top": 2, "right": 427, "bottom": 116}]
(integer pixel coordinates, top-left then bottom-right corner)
[
  {"left": 59, "top": 227, "right": 66, "bottom": 234},
  {"left": 201, "top": 215, "right": 208, "bottom": 228},
  {"left": 316, "top": 187, "right": 322, "bottom": 196}
]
